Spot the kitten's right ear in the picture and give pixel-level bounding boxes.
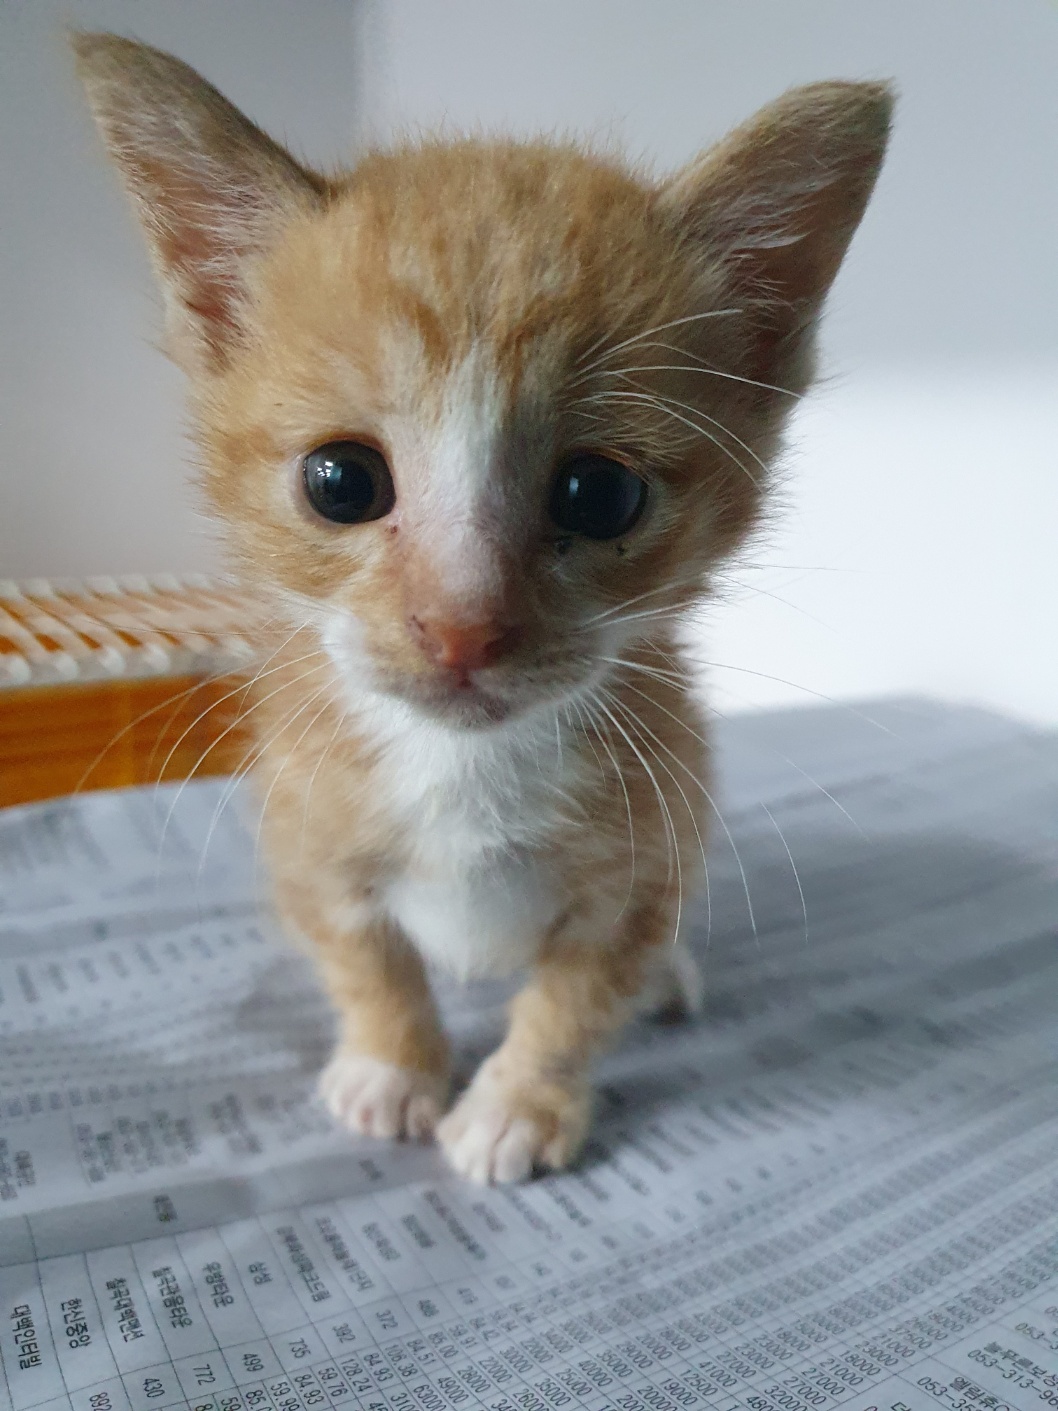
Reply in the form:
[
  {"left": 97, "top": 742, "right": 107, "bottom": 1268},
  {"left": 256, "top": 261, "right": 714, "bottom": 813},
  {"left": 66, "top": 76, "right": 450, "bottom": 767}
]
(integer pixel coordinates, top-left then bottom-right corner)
[
  {"left": 73, "top": 33, "right": 326, "bottom": 372},
  {"left": 658, "top": 81, "right": 892, "bottom": 393}
]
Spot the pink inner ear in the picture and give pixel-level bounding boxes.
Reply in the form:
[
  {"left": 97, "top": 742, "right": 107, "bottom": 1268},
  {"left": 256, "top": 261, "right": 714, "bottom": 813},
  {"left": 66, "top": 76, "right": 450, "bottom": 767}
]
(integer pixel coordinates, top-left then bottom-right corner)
[
  {"left": 661, "top": 82, "right": 891, "bottom": 382},
  {"left": 75, "top": 33, "right": 325, "bottom": 369},
  {"left": 138, "top": 157, "right": 257, "bottom": 352},
  {"left": 165, "top": 223, "right": 243, "bottom": 345},
  {"left": 730, "top": 175, "right": 870, "bottom": 376}
]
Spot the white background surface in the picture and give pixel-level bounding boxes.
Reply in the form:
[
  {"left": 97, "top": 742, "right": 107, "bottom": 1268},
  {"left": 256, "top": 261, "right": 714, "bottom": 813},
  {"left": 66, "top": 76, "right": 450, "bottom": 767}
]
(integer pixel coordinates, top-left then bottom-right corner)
[{"left": 1, "top": 1, "right": 1055, "bottom": 722}]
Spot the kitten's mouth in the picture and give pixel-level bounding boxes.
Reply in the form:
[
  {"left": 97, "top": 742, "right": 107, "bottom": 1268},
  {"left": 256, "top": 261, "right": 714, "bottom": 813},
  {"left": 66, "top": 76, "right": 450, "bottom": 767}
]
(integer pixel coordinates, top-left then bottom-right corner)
[
  {"left": 381, "top": 653, "right": 602, "bottom": 731},
  {"left": 387, "top": 671, "right": 514, "bottom": 728}
]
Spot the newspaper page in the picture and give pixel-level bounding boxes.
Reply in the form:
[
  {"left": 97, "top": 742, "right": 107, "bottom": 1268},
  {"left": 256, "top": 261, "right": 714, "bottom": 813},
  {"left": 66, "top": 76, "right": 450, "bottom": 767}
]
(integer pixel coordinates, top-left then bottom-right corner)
[{"left": 0, "top": 698, "right": 1056, "bottom": 1411}]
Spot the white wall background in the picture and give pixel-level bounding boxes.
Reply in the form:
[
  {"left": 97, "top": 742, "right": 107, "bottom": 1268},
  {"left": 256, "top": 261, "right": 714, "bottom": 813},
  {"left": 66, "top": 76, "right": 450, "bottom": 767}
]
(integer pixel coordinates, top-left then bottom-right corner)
[
  {"left": 2, "top": 1, "right": 1055, "bottom": 723},
  {"left": 0, "top": 0, "right": 361, "bottom": 582}
]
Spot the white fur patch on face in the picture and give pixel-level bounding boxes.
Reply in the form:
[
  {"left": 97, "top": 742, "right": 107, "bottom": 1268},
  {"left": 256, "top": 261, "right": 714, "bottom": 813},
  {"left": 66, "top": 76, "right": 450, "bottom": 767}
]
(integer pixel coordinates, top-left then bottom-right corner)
[
  {"left": 318, "top": 602, "right": 376, "bottom": 701},
  {"left": 388, "top": 342, "right": 511, "bottom": 609}
]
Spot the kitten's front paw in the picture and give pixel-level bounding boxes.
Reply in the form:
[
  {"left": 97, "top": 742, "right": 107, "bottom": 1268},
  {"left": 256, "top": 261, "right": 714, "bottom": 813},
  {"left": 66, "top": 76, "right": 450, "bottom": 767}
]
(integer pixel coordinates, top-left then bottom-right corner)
[
  {"left": 318, "top": 1051, "right": 446, "bottom": 1142},
  {"left": 437, "top": 1058, "right": 591, "bottom": 1184}
]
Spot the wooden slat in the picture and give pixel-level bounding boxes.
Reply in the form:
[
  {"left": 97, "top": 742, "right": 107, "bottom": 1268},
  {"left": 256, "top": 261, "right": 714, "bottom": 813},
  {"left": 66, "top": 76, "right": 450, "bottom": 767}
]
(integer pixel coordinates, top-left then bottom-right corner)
[
  {"left": 0, "top": 674, "right": 252, "bottom": 808},
  {"left": 0, "top": 577, "right": 264, "bottom": 807}
]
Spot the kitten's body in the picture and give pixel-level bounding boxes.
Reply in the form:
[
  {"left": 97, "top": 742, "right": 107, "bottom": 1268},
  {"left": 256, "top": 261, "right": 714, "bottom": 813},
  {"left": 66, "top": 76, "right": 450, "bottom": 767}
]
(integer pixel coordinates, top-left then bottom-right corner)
[
  {"left": 254, "top": 632, "right": 702, "bottom": 980},
  {"left": 75, "top": 35, "right": 890, "bottom": 1182}
]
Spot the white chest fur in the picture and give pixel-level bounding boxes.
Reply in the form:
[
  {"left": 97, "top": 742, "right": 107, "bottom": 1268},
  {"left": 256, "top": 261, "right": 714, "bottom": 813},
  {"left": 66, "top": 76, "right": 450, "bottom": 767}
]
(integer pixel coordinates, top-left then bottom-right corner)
[
  {"left": 385, "top": 854, "right": 554, "bottom": 980},
  {"left": 372, "top": 710, "right": 572, "bottom": 980}
]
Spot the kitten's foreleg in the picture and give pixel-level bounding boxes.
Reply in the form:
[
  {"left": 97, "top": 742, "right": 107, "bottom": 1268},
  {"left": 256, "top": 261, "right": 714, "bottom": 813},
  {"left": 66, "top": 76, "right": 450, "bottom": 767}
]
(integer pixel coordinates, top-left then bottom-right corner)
[
  {"left": 278, "top": 883, "right": 450, "bottom": 1140},
  {"left": 316, "top": 922, "right": 450, "bottom": 1141},
  {"left": 437, "top": 901, "right": 674, "bottom": 1183}
]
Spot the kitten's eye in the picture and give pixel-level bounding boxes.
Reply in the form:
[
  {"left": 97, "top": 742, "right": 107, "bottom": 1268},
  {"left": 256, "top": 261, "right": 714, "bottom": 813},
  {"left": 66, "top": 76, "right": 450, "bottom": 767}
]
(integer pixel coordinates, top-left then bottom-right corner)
[
  {"left": 549, "top": 454, "right": 647, "bottom": 541},
  {"left": 302, "top": 441, "right": 395, "bottom": 524}
]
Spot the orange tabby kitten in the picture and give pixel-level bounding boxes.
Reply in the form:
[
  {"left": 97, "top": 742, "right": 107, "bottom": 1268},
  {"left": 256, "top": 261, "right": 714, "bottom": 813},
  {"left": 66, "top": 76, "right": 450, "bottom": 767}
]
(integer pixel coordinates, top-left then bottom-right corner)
[{"left": 75, "top": 34, "right": 890, "bottom": 1183}]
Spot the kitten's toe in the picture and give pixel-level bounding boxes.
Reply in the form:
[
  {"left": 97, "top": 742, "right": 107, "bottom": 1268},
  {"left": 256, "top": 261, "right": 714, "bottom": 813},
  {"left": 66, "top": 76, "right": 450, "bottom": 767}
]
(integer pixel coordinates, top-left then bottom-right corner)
[
  {"left": 637, "top": 941, "right": 704, "bottom": 1023},
  {"left": 437, "top": 1058, "right": 590, "bottom": 1184},
  {"left": 443, "top": 1110, "right": 537, "bottom": 1185},
  {"left": 318, "top": 1051, "right": 446, "bottom": 1142}
]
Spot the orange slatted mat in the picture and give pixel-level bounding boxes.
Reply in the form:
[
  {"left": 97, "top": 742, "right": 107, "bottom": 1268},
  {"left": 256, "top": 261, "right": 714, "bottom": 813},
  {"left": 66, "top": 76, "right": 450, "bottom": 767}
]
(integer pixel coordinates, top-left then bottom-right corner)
[{"left": 0, "top": 576, "right": 261, "bottom": 808}]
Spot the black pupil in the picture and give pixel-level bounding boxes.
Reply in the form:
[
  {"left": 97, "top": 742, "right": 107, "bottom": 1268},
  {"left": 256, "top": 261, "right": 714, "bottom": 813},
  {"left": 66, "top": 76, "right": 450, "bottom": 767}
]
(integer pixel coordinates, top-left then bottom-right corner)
[
  {"left": 303, "top": 441, "right": 394, "bottom": 524},
  {"left": 550, "top": 455, "right": 647, "bottom": 541}
]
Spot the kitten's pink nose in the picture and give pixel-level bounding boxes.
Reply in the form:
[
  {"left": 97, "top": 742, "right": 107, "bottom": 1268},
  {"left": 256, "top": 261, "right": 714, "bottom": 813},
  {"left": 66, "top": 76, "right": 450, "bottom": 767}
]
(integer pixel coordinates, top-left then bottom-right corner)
[{"left": 409, "top": 614, "right": 520, "bottom": 673}]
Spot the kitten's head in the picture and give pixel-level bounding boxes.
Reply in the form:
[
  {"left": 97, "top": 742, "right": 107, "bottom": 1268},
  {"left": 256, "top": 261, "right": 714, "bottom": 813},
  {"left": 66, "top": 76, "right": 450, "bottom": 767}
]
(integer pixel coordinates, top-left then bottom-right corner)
[{"left": 75, "top": 35, "right": 890, "bottom": 731}]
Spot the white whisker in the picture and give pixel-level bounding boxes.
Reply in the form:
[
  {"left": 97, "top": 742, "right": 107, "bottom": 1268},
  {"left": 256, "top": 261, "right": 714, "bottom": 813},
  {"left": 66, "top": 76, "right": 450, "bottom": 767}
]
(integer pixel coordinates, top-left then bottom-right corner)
[
  {"left": 151, "top": 629, "right": 316, "bottom": 801},
  {"left": 251, "top": 683, "right": 342, "bottom": 883},
  {"left": 582, "top": 389, "right": 761, "bottom": 490},
  {"left": 154, "top": 657, "right": 331, "bottom": 878},
  {"left": 719, "top": 576, "right": 839, "bottom": 634},
  {"left": 577, "top": 691, "right": 637, "bottom": 917},
  {"left": 605, "top": 653, "right": 865, "bottom": 838},
  {"left": 681, "top": 657, "right": 898, "bottom": 737},
  {"left": 591, "top": 601, "right": 699, "bottom": 635},
  {"left": 604, "top": 375, "right": 772, "bottom": 478},
  {"left": 760, "top": 802, "right": 808, "bottom": 947},
  {"left": 572, "top": 359, "right": 802, "bottom": 402},
  {"left": 73, "top": 670, "right": 226, "bottom": 798},
  {"left": 602, "top": 687, "right": 711, "bottom": 950},
  {"left": 579, "top": 572, "right": 708, "bottom": 629},
  {"left": 573, "top": 309, "right": 743, "bottom": 378},
  {"left": 607, "top": 674, "right": 757, "bottom": 943},
  {"left": 299, "top": 705, "right": 352, "bottom": 856},
  {"left": 593, "top": 691, "right": 683, "bottom": 945},
  {"left": 193, "top": 678, "right": 337, "bottom": 901}
]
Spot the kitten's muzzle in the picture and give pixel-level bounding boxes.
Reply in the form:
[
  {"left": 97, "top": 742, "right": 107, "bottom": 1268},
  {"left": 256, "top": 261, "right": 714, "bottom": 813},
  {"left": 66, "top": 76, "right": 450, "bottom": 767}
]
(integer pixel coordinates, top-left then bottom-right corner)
[{"left": 408, "top": 613, "right": 522, "bottom": 679}]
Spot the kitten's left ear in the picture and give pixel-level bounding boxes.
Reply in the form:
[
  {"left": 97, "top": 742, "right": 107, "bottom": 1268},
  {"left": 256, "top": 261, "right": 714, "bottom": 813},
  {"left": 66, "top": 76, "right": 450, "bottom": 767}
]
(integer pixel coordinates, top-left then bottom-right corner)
[
  {"left": 658, "top": 81, "right": 893, "bottom": 391},
  {"left": 73, "top": 32, "right": 327, "bottom": 373}
]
